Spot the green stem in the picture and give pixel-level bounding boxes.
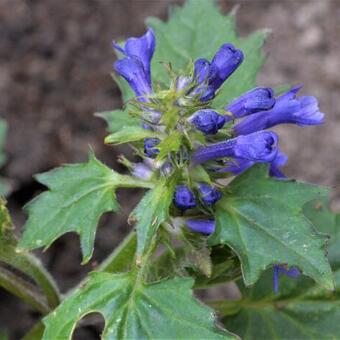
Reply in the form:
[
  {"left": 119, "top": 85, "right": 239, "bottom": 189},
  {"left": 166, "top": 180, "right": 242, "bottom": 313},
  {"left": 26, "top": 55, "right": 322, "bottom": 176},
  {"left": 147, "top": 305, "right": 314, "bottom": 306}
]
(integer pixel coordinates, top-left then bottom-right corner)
[
  {"left": 207, "top": 299, "right": 243, "bottom": 316},
  {"left": 0, "top": 265, "right": 50, "bottom": 315},
  {"left": 99, "top": 230, "right": 137, "bottom": 273},
  {"left": 22, "top": 321, "right": 45, "bottom": 340},
  {"left": 1, "top": 249, "right": 60, "bottom": 309}
]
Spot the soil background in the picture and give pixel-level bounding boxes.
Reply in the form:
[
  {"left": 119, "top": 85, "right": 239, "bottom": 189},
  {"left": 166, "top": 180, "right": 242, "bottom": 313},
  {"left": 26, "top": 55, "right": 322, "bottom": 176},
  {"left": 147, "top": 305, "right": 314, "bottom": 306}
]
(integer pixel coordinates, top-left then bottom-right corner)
[{"left": 0, "top": 0, "right": 339, "bottom": 339}]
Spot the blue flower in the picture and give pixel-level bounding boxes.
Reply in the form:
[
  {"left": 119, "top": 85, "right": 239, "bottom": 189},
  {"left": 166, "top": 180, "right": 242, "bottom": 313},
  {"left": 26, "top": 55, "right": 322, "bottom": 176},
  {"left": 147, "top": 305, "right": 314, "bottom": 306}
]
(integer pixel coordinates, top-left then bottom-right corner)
[
  {"left": 219, "top": 149, "right": 288, "bottom": 178},
  {"left": 218, "top": 158, "right": 254, "bottom": 175},
  {"left": 188, "top": 109, "right": 226, "bottom": 135},
  {"left": 113, "top": 28, "right": 155, "bottom": 98},
  {"left": 234, "top": 86, "right": 324, "bottom": 135},
  {"left": 225, "top": 87, "right": 275, "bottom": 121},
  {"left": 186, "top": 219, "right": 215, "bottom": 235},
  {"left": 269, "top": 151, "right": 288, "bottom": 178},
  {"left": 273, "top": 265, "right": 301, "bottom": 294},
  {"left": 144, "top": 138, "right": 160, "bottom": 158},
  {"left": 198, "top": 184, "right": 222, "bottom": 206},
  {"left": 193, "top": 131, "right": 279, "bottom": 165},
  {"left": 173, "top": 185, "right": 197, "bottom": 211},
  {"left": 193, "top": 44, "right": 244, "bottom": 102}
]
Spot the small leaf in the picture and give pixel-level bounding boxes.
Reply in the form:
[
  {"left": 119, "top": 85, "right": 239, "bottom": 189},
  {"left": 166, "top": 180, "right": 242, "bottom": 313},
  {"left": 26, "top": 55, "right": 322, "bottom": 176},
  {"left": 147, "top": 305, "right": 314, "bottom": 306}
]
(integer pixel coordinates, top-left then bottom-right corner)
[
  {"left": 130, "top": 177, "right": 176, "bottom": 257},
  {"left": 210, "top": 164, "right": 333, "bottom": 289},
  {"left": 43, "top": 272, "right": 233, "bottom": 339},
  {"left": 155, "top": 131, "right": 182, "bottom": 161},
  {"left": 104, "top": 126, "right": 162, "bottom": 145},
  {"left": 95, "top": 109, "right": 139, "bottom": 134},
  {"left": 18, "top": 152, "right": 152, "bottom": 263}
]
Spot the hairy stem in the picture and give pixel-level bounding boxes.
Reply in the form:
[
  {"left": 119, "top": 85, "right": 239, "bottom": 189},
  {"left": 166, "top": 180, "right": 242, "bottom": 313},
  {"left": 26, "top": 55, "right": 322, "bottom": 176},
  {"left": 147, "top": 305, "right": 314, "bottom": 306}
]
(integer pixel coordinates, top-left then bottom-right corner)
[{"left": 0, "top": 265, "right": 50, "bottom": 314}]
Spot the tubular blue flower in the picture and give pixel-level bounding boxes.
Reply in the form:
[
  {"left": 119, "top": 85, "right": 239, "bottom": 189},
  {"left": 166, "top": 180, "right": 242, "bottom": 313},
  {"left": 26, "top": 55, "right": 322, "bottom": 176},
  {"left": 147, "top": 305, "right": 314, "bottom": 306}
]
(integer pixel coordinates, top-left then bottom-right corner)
[
  {"left": 225, "top": 87, "right": 275, "bottom": 121},
  {"left": 193, "top": 44, "right": 244, "bottom": 102},
  {"left": 269, "top": 151, "right": 288, "bottom": 178},
  {"left": 173, "top": 185, "right": 197, "bottom": 211},
  {"left": 217, "top": 149, "right": 287, "bottom": 178},
  {"left": 218, "top": 158, "right": 254, "bottom": 175},
  {"left": 198, "top": 184, "right": 222, "bottom": 206},
  {"left": 234, "top": 86, "right": 324, "bottom": 135},
  {"left": 193, "top": 131, "right": 279, "bottom": 165},
  {"left": 273, "top": 265, "right": 301, "bottom": 294},
  {"left": 113, "top": 28, "right": 155, "bottom": 97},
  {"left": 188, "top": 109, "right": 226, "bottom": 135},
  {"left": 186, "top": 219, "right": 215, "bottom": 235},
  {"left": 144, "top": 138, "right": 160, "bottom": 158}
]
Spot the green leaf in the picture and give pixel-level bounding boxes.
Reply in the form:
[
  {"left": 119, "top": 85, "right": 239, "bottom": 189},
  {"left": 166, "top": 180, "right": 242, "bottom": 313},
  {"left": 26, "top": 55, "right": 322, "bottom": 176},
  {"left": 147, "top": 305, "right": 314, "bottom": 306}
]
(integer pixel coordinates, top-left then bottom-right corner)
[
  {"left": 130, "top": 177, "right": 176, "bottom": 257},
  {"left": 215, "top": 268, "right": 340, "bottom": 340},
  {"left": 95, "top": 109, "right": 139, "bottom": 134},
  {"left": 18, "top": 152, "right": 152, "bottom": 263},
  {"left": 303, "top": 197, "right": 340, "bottom": 270},
  {"left": 155, "top": 131, "right": 182, "bottom": 161},
  {"left": 144, "top": 0, "right": 266, "bottom": 106},
  {"left": 104, "top": 126, "right": 162, "bottom": 145},
  {"left": 213, "top": 199, "right": 340, "bottom": 340},
  {"left": 210, "top": 164, "right": 333, "bottom": 289},
  {"left": 43, "top": 272, "right": 233, "bottom": 339}
]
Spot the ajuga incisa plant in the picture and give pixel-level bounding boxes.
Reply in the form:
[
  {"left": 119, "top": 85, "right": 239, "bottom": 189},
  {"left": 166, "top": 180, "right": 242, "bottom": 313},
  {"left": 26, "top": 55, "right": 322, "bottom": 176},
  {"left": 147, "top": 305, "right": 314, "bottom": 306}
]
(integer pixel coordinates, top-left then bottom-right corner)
[{"left": 1, "top": 1, "right": 339, "bottom": 339}]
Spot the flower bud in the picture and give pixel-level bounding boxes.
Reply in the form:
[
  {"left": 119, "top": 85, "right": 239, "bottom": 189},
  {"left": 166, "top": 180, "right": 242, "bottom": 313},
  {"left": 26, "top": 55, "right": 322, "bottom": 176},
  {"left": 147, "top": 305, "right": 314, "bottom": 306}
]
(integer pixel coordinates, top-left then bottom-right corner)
[
  {"left": 225, "top": 87, "right": 275, "bottom": 121},
  {"left": 185, "top": 219, "right": 215, "bottom": 235},
  {"left": 144, "top": 138, "right": 160, "bottom": 158},
  {"left": 173, "top": 185, "right": 196, "bottom": 211},
  {"left": 188, "top": 109, "right": 225, "bottom": 135},
  {"left": 192, "top": 44, "right": 244, "bottom": 102},
  {"left": 198, "top": 184, "right": 222, "bottom": 206}
]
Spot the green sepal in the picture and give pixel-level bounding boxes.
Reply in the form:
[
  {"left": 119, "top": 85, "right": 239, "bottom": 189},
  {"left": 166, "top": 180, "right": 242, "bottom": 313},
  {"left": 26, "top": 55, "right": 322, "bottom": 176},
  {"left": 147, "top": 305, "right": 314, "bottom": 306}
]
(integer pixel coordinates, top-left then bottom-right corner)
[{"left": 104, "top": 126, "right": 163, "bottom": 145}]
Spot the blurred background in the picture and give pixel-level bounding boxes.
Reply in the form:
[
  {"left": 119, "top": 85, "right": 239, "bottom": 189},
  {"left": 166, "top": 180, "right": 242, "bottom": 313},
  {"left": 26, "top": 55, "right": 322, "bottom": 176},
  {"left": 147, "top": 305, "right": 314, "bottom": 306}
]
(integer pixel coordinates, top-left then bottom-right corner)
[{"left": 0, "top": 0, "right": 339, "bottom": 338}]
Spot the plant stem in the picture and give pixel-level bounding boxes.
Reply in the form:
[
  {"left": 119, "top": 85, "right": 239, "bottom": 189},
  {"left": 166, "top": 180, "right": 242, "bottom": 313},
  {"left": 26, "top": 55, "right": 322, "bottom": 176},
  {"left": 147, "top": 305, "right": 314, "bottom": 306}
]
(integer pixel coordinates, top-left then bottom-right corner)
[
  {"left": 1, "top": 249, "right": 60, "bottom": 309},
  {"left": 0, "top": 265, "right": 50, "bottom": 315}
]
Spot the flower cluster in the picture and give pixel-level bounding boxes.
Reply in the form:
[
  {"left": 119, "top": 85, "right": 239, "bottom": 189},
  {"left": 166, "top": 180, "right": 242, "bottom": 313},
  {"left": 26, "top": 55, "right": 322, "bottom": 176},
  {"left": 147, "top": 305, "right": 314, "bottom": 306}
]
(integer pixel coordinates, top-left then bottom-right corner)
[{"left": 113, "top": 28, "right": 324, "bottom": 291}]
